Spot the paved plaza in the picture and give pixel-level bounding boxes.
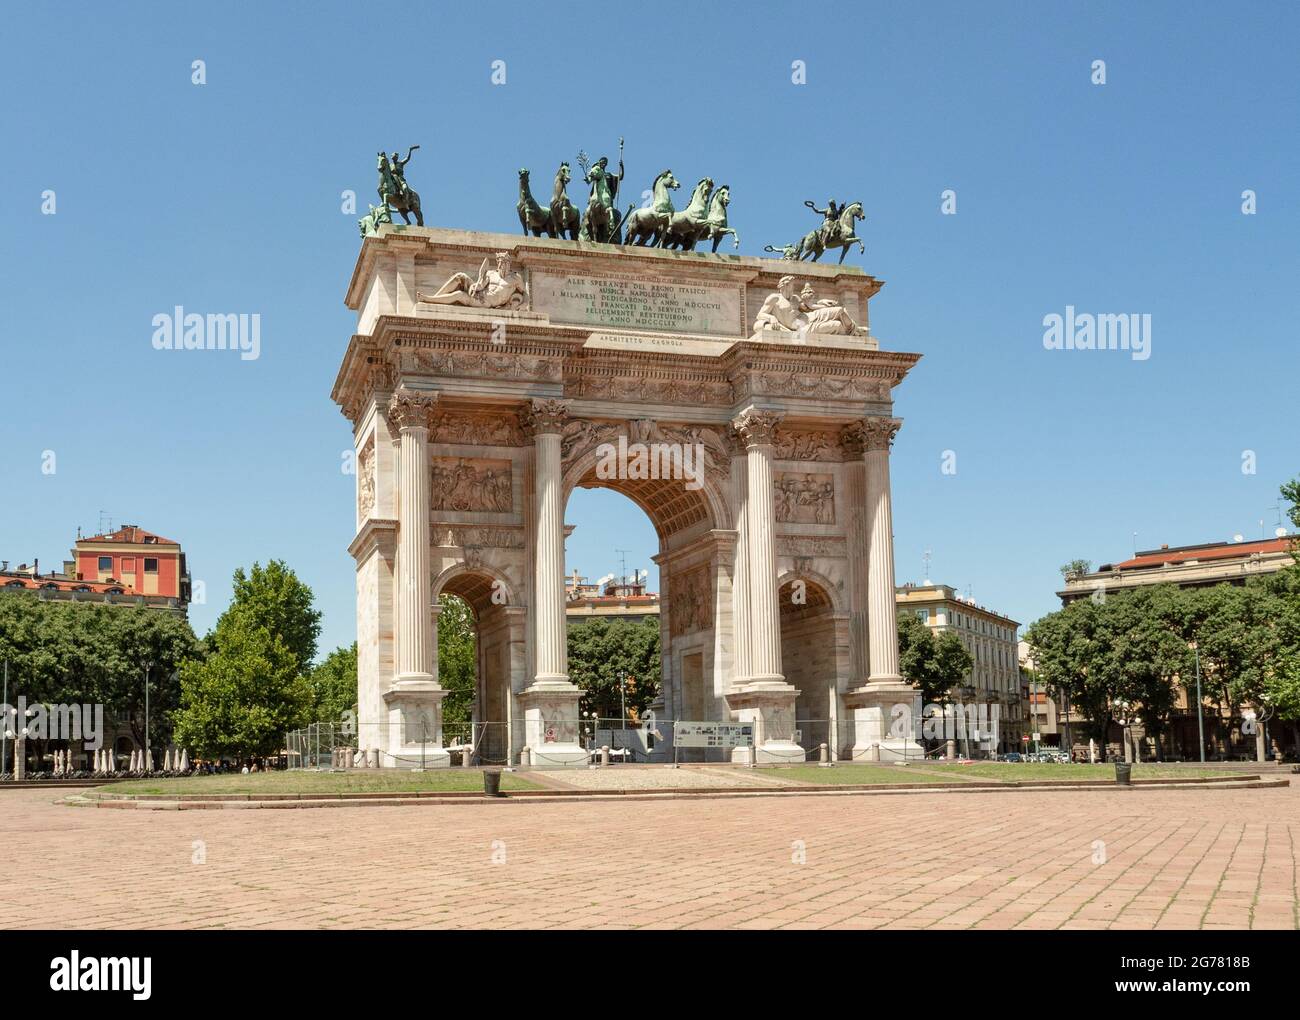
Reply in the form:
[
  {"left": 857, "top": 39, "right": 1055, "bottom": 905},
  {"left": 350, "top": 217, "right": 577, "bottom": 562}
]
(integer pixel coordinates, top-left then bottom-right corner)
[{"left": 2, "top": 782, "right": 1296, "bottom": 930}]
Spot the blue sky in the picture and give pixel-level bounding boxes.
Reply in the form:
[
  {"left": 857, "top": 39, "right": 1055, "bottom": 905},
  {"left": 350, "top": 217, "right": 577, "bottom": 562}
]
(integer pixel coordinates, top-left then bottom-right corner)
[{"left": 1, "top": 0, "right": 1296, "bottom": 656}]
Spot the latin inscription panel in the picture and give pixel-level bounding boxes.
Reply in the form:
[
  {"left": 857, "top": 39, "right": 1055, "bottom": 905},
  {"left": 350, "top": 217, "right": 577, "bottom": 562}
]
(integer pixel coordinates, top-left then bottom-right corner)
[{"left": 531, "top": 271, "right": 743, "bottom": 337}]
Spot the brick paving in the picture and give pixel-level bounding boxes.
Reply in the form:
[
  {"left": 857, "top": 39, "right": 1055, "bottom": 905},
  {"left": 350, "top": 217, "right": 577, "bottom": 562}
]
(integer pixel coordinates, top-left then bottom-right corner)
[{"left": 1, "top": 781, "right": 1296, "bottom": 929}]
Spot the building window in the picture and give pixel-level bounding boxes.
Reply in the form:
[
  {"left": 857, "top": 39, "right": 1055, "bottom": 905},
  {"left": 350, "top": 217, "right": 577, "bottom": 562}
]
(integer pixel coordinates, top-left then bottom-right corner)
[
  {"left": 98, "top": 556, "right": 112, "bottom": 571},
  {"left": 144, "top": 558, "right": 158, "bottom": 573},
  {"left": 915, "top": 609, "right": 928, "bottom": 622},
  {"left": 5, "top": 580, "right": 25, "bottom": 588},
  {"left": 123, "top": 557, "right": 136, "bottom": 572}
]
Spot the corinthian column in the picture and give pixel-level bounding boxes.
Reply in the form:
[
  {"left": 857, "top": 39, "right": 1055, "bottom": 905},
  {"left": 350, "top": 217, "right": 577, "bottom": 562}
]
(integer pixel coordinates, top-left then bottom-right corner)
[
  {"left": 522, "top": 398, "right": 570, "bottom": 686},
  {"left": 389, "top": 384, "right": 438, "bottom": 683},
  {"left": 840, "top": 423, "right": 870, "bottom": 688},
  {"left": 516, "top": 398, "right": 586, "bottom": 767},
  {"left": 732, "top": 410, "right": 784, "bottom": 686},
  {"left": 382, "top": 384, "right": 450, "bottom": 768},
  {"left": 729, "top": 441, "right": 751, "bottom": 686},
  {"left": 861, "top": 417, "right": 903, "bottom": 683},
  {"left": 842, "top": 416, "right": 918, "bottom": 761}
]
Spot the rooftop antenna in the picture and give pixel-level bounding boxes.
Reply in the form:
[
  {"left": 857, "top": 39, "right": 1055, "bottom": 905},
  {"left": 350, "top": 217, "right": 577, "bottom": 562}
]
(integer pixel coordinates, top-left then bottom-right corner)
[
  {"left": 1132, "top": 531, "right": 1137, "bottom": 557},
  {"left": 615, "top": 549, "right": 630, "bottom": 587},
  {"left": 98, "top": 510, "right": 115, "bottom": 535},
  {"left": 922, "top": 549, "right": 932, "bottom": 586},
  {"left": 1268, "top": 502, "right": 1283, "bottom": 528}
]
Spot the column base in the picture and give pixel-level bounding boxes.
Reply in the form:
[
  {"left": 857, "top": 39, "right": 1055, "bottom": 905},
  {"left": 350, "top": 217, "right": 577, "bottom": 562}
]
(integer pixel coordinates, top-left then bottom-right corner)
[
  {"left": 518, "top": 681, "right": 587, "bottom": 768},
  {"left": 844, "top": 680, "right": 924, "bottom": 762},
  {"left": 726, "top": 681, "right": 806, "bottom": 764},
  {"left": 383, "top": 677, "right": 450, "bottom": 769}
]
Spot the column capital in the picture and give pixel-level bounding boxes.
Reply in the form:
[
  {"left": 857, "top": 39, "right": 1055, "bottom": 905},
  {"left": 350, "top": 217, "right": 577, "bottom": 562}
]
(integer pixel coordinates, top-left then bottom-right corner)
[
  {"left": 730, "top": 410, "right": 783, "bottom": 449},
  {"left": 520, "top": 398, "right": 570, "bottom": 437},
  {"left": 387, "top": 384, "right": 437, "bottom": 431},
  {"left": 841, "top": 417, "right": 902, "bottom": 455}
]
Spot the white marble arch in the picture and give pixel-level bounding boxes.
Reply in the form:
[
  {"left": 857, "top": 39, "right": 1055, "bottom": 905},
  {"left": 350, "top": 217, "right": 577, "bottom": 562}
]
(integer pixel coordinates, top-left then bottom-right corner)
[
  {"left": 334, "top": 227, "right": 921, "bottom": 768},
  {"left": 561, "top": 446, "right": 733, "bottom": 747}
]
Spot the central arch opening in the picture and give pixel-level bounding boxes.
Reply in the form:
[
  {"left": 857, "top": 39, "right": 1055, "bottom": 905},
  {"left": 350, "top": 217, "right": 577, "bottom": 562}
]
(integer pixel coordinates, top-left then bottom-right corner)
[{"left": 564, "top": 458, "right": 723, "bottom": 761}]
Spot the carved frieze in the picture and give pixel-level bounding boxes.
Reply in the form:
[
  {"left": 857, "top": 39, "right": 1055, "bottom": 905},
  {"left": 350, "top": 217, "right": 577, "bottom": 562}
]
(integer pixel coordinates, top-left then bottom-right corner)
[
  {"left": 559, "top": 417, "right": 731, "bottom": 491},
  {"left": 566, "top": 372, "right": 732, "bottom": 405},
  {"left": 357, "top": 439, "right": 375, "bottom": 518},
  {"left": 560, "top": 418, "right": 623, "bottom": 463},
  {"left": 746, "top": 371, "right": 890, "bottom": 402},
  {"left": 434, "top": 526, "right": 525, "bottom": 549},
  {"left": 773, "top": 429, "right": 841, "bottom": 462},
  {"left": 430, "top": 458, "right": 513, "bottom": 513},
  {"left": 669, "top": 564, "right": 714, "bottom": 635},
  {"left": 430, "top": 411, "right": 523, "bottom": 447},
  {"left": 774, "top": 472, "right": 835, "bottom": 525},
  {"left": 776, "top": 535, "right": 847, "bottom": 558},
  {"left": 410, "top": 347, "right": 562, "bottom": 383}
]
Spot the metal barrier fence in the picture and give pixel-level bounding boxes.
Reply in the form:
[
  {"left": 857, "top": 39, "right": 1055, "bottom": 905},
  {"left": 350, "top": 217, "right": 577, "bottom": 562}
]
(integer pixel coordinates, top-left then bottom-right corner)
[{"left": 283, "top": 710, "right": 1011, "bottom": 770}]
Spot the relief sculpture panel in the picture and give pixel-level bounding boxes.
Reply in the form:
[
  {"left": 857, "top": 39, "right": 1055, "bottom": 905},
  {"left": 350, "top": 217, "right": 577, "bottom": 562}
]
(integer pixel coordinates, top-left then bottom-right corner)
[
  {"left": 430, "top": 458, "right": 513, "bottom": 513},
  {"left": 774, "top": 472, "right": 835, "bottom": 525},
  {"left": 669, "top": 564, "right": 714, "bottom": 635}
]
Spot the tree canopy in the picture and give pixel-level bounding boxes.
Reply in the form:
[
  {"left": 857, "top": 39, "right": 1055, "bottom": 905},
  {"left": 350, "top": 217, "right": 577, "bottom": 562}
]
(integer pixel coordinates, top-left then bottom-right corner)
[
  {"left": 566, "top": 617, "right": 661, "bottom": 721},
  {"left": 897, "top": 609, "right": 974, "bottom": 706},
  {"left": 170, "top": 560, "right": 319, "bottom": 759},
  {"left": 0, "top": 597, "right": 199, "bottom": 747}
]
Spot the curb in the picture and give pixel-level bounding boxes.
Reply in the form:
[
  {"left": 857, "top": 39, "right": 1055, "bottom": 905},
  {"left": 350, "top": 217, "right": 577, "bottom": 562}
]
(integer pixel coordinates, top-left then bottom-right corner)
[{"left": 69, "top": 775, "right": 1287, "bottom": 810}]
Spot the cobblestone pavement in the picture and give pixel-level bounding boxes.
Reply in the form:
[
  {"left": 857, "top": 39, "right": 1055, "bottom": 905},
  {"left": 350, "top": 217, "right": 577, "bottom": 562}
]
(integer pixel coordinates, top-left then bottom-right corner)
[{"left": 1, "top": 781, "right": 1296, "bottom": 929}]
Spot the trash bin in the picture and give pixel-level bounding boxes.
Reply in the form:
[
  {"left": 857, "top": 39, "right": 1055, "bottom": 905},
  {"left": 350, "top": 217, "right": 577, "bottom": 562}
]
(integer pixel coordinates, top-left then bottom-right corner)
[
  {"left": 1114, "top": 762, "right": 1132, "bottom": 785},
  {"left": 483, "top": 769, "right": 503, "bottom": 797}
]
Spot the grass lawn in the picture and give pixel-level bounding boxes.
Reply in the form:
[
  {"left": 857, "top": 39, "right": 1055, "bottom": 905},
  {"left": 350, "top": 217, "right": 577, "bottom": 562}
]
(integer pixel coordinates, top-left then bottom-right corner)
[
  {"left": 772, "top": 764, "right": 957, "bottom": 785},
  {"left": 105, "top": 769, "right": 541, "bottom": 797},
  {"left": 905, "top": 762, "right": 1233, "bottom": 783}
]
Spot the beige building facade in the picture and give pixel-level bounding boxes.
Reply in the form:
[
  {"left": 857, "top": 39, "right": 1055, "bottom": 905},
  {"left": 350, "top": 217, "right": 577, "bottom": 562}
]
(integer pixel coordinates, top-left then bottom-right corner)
[{"left": 896, "top": 584, "right": 1023, "bottom": 752}]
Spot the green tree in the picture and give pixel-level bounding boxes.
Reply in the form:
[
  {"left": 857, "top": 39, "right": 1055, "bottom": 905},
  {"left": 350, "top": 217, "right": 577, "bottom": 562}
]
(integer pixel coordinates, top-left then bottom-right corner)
[
  {"left": 437, "top": 594, "right": 477, "bottom": 732},
  {"left": 1026, "top": 596, "right": 1116, "bottom": 757},
  {"left": 170, "top": 560, "right": 320, "bottom": 760},
  {"left": 173, "top": 625, "right": 310, "bottom": 760},
  {"left": 897, "top": 610, "right": 973, "bottom": 707},
  {"left": 1059, "top": 559, "right": 1092, "bottom": 579},
  {"left": 308, "top": 643, "right": 357, "bottom": 724},
  {"left": 1282, "top": 477, "right": 1300, "bottom": 538},
  {"left": 0, "top": 598, "right": 199, "bottom": 757},
  {"left": 218, "top": 561, "right": 321, "bottom": 672},
  {"left": 566, "top": 617, "right": 661, "bottom": 721}
]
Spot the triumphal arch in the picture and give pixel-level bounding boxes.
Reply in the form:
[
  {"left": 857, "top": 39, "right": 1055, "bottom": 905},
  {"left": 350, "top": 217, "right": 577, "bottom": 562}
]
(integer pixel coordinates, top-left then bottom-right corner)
[{"left": 332, "top": 226, "right": 922, "bottom": 767}]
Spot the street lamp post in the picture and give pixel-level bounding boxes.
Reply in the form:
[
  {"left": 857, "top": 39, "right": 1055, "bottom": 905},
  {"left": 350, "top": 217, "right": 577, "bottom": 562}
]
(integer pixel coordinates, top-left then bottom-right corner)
[
  {"left": 1192, "top": 642, "right": 1206, "bottom": 764},
  {"left": 144, "top": 662, "right": 152, "bottom": 766},
  {"left": 1, "top": 660, "right": 8, "bottom": 776}
]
